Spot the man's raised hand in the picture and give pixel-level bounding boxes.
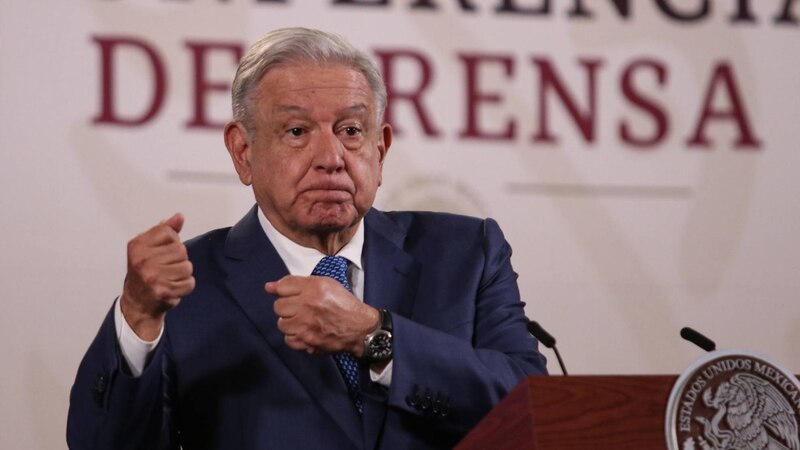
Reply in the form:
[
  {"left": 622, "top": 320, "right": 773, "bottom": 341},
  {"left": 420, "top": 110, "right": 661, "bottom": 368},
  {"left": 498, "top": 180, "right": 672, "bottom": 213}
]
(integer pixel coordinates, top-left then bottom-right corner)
[
  {"left": 120, "top": 213, "right": 195, "bottom": 340},
  {"left": 267, "top": 276, "right": 380, "bottom": 356}
]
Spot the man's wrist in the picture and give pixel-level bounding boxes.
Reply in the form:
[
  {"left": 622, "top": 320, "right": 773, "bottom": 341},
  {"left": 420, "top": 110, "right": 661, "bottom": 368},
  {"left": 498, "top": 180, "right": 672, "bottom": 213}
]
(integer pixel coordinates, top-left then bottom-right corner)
[
  {"left": 120, "top": 293, "right": 166, "bottom": 341},
  {"left": 360, "top": 309, "right": 393, "bottom": 364},
  {"left": 370, "top": 360, "right": 389, "bottom": 374},
  {"left": 115, "top": 297, "right": 162, "bottom": 377}
]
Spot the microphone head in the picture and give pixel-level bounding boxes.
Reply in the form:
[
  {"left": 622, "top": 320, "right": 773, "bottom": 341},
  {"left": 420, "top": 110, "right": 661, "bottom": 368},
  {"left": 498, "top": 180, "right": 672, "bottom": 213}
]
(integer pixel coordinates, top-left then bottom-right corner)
[
  {"left": 680, "top": 327, "right": 716, "bottom": 352},
  {"left": 527, "top": 320, "right": 556, "bottom": 348}
]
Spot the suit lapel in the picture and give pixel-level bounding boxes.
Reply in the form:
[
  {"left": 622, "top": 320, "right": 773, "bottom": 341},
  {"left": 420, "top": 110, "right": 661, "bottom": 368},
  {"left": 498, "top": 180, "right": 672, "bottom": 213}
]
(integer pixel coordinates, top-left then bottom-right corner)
[
  {"left": 223, "top": 206, "right": 362, "bottom": 448},
  {"left": 361, "top": 210, "right": 421, "bottom": 449},
  {"left": 362, "top": 209, "right": 420, "bottom": 317}
]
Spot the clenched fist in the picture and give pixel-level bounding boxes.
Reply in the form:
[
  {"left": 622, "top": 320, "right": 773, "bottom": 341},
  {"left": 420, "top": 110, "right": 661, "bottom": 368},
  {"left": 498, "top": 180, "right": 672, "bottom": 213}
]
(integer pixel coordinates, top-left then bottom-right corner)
[
  {"left": 120, "top": 213, "right": 195, "bottom": 340},
  {"left": 267, "top": 276, "right": 380, "bottom": 357}
]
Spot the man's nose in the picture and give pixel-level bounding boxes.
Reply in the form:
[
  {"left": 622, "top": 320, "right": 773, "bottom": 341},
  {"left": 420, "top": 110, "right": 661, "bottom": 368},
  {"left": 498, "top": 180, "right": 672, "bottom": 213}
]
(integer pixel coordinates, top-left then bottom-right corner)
[{"left": 313, "top": 130, "right": 345, "bottom": 173}]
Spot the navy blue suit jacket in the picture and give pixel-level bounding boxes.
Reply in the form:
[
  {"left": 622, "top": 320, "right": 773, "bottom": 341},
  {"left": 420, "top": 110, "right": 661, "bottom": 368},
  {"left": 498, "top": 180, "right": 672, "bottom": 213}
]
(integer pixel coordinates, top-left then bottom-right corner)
[{"left": 68, "top": 206, "right": 547, "bottom": 449}]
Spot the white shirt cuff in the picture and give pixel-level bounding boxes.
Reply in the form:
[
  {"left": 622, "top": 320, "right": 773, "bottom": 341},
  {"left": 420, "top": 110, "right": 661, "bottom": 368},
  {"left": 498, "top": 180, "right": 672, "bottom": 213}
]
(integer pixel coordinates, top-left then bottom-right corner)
[
  {"left": 114, "top": 297, "right": 163, "bottom": 377},
  {"left": 369, "top": 360, "right": 393, "bottom": 387}
]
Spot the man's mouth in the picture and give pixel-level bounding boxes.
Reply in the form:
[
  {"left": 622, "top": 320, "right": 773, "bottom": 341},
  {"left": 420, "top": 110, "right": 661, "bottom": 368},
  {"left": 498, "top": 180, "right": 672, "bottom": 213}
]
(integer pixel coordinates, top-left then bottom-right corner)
[{"left": 302, "top": 187, "right": 352, "bottom": 202}]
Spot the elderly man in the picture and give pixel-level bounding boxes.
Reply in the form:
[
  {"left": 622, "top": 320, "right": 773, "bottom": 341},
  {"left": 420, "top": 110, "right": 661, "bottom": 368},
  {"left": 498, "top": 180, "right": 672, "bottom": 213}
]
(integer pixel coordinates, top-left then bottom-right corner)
[{"left": 68, "top": 27, "right": 547, "bottom": 450}]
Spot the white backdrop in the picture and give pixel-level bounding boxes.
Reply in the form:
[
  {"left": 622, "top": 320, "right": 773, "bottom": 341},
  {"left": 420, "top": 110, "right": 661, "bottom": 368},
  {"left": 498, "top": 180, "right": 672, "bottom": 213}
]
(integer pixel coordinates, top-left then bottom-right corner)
[{"left": 2, "top": 1, "right": 799, "bottom": 448}]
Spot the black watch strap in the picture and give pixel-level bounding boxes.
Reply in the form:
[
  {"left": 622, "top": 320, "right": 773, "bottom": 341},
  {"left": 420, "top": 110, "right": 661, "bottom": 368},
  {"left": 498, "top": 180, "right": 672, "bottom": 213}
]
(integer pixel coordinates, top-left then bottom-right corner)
[{"left": 378, "top": 309, "right": 393, "bottom": 333}]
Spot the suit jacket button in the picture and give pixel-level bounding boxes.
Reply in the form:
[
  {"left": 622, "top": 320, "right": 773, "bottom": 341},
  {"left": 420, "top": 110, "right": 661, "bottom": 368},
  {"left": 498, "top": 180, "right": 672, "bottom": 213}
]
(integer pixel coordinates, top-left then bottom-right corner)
[
  {"left": 420, "top": 395, "right": 432, "bottom": 411},
  {"left": 94, "top": 374, "right": 107, "bottom": 394},
  {"left": 405, "top": 393, "right": 420, "bottom": 407},
  {"left": 93, "top": 374, "right": 108, "bottom": 405}
]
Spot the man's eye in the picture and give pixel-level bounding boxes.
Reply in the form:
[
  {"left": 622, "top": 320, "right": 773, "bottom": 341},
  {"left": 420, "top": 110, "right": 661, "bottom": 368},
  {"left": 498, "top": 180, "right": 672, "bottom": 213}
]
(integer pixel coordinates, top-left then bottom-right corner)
[
  {"left": 288, "top": 128, "right": 305, "bottom": 137},
  {"left": 342, "top": 126, "right": 361, "bottom": 136}
]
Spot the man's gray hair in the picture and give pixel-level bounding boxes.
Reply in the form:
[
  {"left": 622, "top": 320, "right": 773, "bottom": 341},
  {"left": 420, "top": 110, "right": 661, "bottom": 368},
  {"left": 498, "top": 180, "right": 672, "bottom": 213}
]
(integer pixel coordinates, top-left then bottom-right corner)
[{"left": 231, "top": 27, "right": 388, "bottom": 132}]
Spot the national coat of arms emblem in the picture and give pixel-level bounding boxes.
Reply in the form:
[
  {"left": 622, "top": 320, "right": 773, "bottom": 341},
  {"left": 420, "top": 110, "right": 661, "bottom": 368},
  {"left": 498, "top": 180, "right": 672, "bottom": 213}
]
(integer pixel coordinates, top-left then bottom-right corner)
[{"left": 666, "top": 350, "right": 800, "bottom": 450}]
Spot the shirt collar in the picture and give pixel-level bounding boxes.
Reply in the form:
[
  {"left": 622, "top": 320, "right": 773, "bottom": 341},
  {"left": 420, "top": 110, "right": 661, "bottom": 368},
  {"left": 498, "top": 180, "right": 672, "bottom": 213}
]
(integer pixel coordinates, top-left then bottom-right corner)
[{"left": 257, "top": 207, "right": 364, "bottom": 276}]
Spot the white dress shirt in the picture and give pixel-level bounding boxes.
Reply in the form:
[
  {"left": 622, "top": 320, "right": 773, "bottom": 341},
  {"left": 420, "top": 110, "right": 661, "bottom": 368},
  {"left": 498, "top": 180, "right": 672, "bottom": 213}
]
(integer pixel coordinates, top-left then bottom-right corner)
[{"left": 116, "top": 208, "right": 392, "bottom": 386}]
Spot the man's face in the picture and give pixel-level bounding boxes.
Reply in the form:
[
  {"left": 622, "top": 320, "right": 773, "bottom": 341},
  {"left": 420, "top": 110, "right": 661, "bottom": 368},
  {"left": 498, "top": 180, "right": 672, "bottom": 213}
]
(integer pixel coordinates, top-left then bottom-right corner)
[{"left": 226, "top": 64, "right": 391, "bottom": 245}]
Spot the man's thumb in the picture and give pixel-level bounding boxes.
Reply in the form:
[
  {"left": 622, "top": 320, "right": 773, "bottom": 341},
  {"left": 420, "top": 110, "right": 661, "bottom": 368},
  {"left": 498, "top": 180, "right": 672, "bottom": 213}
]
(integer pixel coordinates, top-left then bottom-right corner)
[{"left": 163, "top": 213, "right": 184, "bottom": 234}]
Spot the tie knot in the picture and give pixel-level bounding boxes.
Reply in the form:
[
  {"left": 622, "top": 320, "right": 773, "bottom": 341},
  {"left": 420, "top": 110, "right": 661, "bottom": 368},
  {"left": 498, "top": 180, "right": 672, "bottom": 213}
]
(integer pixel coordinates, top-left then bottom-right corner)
[{"left": 312, "top": 255, "right": 351, "bottom": 291}]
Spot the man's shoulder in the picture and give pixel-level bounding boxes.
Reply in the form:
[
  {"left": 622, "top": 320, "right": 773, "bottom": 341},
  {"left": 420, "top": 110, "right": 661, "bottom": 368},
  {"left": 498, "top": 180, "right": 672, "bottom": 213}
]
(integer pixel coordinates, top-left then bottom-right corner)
[
  {"left": 373, "top": 208, "right": 490, "bottom": 229},
  {"left": 183, "top": 226, "right": 232, "bottom": 252},
  {"left": 369, "top": 209, "right": 499, "bottom": 242},
  {"left": 182, "top": 206, "right": 261, "bottom": 254}
]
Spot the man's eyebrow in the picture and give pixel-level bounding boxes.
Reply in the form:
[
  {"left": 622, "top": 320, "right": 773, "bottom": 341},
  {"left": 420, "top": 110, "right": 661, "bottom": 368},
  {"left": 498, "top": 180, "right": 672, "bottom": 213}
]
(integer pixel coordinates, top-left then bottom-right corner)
[
  {"left": 271, "top": 103, "right": 371, "bottom": 119},
  {"left": 275, "top": 105, "right": 308, "bottom": 115},
  {"left": 339, "top": 104, "right": 369, "bottom": 116}
]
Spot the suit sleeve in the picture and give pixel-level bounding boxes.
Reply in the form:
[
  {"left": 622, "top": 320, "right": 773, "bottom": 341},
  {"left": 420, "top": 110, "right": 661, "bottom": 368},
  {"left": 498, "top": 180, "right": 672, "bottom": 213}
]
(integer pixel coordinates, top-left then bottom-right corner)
[
  {"left": 385, "top": 218, "right": 548, "bottom": 436},
  {"left": 67, "top": 303, "right": 178, "bottom": 450}
]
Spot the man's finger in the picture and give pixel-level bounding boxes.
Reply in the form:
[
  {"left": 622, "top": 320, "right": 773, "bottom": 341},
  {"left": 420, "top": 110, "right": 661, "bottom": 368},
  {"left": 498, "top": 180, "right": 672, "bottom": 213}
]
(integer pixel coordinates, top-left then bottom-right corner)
[
  {"left": 135, "top": 223, "right": 181, "bottom": 248},
  {"left": 284, "top": 335, "right": 307, "bottom": 351},
  {"left": 148, "top": 242, "right": 190, "bottom": 265},
  {"left": 273, "top": 297, "right": 301, "bottom": 318},
  {"left": 163, "top": 213, "right": 184, "bottom": 234},
  {"left": 265, "top": 276, "right": 306, "bottom": 296},
  {"left": 147, "top": 276, "right": 195, "bottom": 302},
  {"left": 168, "top": 276, "right": 196, "bottom": 298},
  {"left": 160, "top": 260, "right": 194, "bottom": 281}
]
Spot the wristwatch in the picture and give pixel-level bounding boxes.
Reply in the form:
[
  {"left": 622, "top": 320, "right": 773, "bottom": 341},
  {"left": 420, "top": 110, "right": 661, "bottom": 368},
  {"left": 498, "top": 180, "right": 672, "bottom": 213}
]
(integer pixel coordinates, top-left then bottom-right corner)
[{"left": 361, "top": 309, "right": 393, "bottom": 364}]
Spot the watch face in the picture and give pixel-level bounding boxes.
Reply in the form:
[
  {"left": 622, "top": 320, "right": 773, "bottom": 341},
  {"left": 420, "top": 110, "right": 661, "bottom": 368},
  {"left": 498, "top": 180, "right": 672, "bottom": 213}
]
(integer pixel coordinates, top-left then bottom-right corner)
[{"left": 367, "top": 331, "right": 392, "bottom": 361}]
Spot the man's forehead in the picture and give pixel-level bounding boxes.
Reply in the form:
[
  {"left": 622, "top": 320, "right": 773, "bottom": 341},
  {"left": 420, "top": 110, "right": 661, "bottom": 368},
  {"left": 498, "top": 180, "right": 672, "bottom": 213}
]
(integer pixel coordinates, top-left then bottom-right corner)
[
  {"left": 258, "top": 64, "right": 371, "bottom": 93},
  {"left": 254, "top": 65, "right": 375, "bottom": 113},
  {"left": 273, "top": 103, "right": 370, "bottom": 116}
]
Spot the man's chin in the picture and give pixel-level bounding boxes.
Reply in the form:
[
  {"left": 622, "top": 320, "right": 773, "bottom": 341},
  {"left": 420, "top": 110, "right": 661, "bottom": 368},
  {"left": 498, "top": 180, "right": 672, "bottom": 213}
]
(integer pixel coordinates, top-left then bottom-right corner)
[
  {"left": 307, "top": 204, "right": 360, "bottom": 225},
  {"left": 318, "top": 213, "right": 361, "bottom": 228},
  {"left": 302, "top": 214, "right": 358, "bottom": 234}
]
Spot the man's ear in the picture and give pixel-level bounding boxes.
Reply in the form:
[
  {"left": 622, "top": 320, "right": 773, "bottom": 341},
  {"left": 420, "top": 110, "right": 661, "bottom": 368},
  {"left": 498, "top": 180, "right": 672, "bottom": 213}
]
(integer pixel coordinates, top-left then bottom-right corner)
[
  {"left": 378, "top": 123, "right": 392, "bottom": 165},
  {"left": 376, "top": 123, "right": 392, "bottom": 186},
  {"left": 224, "top": 121, "right": 253, "bottom": 186}
]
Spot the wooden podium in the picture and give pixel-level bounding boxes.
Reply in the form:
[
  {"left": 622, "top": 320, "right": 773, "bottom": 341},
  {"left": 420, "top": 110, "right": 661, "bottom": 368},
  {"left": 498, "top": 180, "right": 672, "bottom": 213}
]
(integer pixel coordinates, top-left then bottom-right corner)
[{"left": 455, "top": 375, "right": 679, "bottom": 450}]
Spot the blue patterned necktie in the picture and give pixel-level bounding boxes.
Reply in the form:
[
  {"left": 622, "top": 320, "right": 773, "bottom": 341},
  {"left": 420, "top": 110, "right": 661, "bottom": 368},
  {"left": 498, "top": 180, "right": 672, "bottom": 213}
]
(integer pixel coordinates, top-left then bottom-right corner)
[{"left": 311, "top": 255, "right": 364, "bottom": 414}]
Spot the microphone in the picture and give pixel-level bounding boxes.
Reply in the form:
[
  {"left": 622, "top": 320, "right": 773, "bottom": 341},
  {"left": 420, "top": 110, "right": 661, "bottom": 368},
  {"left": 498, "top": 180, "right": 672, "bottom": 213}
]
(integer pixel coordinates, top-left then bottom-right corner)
[
  {"left": 680, "top": 327, "right": 716, "bottom": 352},
  {"left": 527, "top": 320, "right": 568, "bottom": 375}
]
